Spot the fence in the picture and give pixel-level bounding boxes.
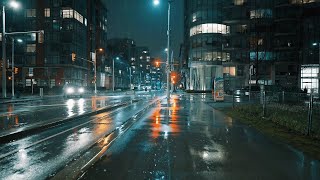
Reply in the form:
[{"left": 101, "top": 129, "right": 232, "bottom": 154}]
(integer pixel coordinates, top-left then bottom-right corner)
[{"left": 232, "top": 91, "right": 320, "bottom": 137}]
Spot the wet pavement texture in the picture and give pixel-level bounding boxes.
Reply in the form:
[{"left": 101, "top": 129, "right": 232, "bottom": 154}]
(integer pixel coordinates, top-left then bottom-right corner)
[
  {"left": 82, "top": 93, "right": 320, "bottom": 180},
  {"left": 0, "top": 94, "right": 157, "bottom": 180},
  {"left": 0, "top": 91, "right": 152, "bottom": 136}
]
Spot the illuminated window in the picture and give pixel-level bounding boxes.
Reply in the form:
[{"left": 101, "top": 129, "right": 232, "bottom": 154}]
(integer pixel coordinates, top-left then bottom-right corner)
[
  {"left": 301, "top": 65, "right": 319, "bottom": 93},
  {"left": 26, "top": 9, "right": 36, "bottom": 17},
  {"left": 190, "top": 23, "right": 230, "bottom": 36},
  {"left": 250, "top": 9, "right": 272, "bottom": 19},
  {"left": 191, "top": 51, "right": 230, "bottom": 62},
  {"left": 31, "top": 33, "right": 36, "bottom": 41},
  {"left": 223, "top": 67, "right": 236, "bottom": 76},
  {"left": 290, "top": 0, "right": 318, "bottom": 4},
  {"left": 44, "top": 8, "right": 50, "bottom": 17},
  {"left": 250, "top": 52, "right": 274, "bottom": 61},
  {"left": 74, "top": 11, "right": 83, "bottom": 24},
  {"left": 62, "top": 9, "right": 73, "bottom": 18},
  {"left": 26, "top": 44, "right": 36, "bottom": 53},
  {"left": 61, "top": 9, "right": 84, "bottom": 24},
  {"left": 234, "top": 0, "right": 246, "bottom": 5}
]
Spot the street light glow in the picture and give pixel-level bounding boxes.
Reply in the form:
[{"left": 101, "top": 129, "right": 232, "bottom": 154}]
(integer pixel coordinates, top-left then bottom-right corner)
[
  {"left": 17, "top": 39, "right": 23, "bottom": 43},
  {"left": 313, "top": 43, "right": 318, "bottom": 46},
  {"left": 9, "top": 1, "right": 20, "bottom": 9},
  {"left": 153, "top": 0, "right": 160, "bottom": 6},
  {"left": 116, "top": 57, "right": 120, "bottom": 60}
]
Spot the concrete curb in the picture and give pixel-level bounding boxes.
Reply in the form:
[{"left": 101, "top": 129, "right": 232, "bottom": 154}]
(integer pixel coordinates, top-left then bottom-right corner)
[
  {"left": 0, "top": 99, "right": 139, "bottom": 143},
  {"left": 51, "top": 96, "right": 165, "bottom": 180}
]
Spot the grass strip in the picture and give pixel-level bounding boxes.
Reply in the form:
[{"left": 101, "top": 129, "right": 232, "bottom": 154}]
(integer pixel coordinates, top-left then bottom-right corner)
[{"left": 223, "top": 105, "right": 320, "bottom": 160}]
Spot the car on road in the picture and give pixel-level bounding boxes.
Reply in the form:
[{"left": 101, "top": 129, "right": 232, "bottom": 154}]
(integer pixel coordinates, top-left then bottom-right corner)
[
  {"left": 63, "top": 84, "right": 85, "bottom": 98},
  {"left": 233, "top": 86, "right": 261, "bottom": 97},
  {"left": 233, "top": 88, "right": 246, "bottom": 97}
]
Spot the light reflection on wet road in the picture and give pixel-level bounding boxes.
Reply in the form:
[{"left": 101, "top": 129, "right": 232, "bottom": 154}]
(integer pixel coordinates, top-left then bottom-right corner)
[
  {"left": 0, "top": 95, "right": 137, "bottom": 132},
  {"left": 0, "top": 94, "right": 155, "bottom": 180},
  {"left": 82, "top": 94, "right": 319, "bottom": 180}
]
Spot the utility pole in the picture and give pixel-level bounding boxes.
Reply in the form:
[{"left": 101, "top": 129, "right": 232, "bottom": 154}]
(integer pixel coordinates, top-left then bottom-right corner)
[
  {"left": 166, "top": 1, "right": 172, "bottom": 99},
  {"left": 11, "top": 38, "right": 14, "bottom": 98},
  {"left": 2, "top": 6, "right": 7, "bottom": 98}
]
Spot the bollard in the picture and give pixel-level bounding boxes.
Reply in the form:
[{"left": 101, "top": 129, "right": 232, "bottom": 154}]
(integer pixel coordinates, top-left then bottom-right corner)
[
  {"left": 307, "top": 94, "right": 313, "bottom": 136},
  {"left": 40, "top": 88, "right": 44, "bottom": 98},
  {"left": 282, "top": 91, "right": 285, "bottom": 103}
]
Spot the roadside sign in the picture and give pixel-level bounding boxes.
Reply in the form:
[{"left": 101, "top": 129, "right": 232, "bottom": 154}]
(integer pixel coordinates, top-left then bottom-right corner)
[
  {"left": 213, "top": 77, "right": 224, "bottom": 102},
  {"left": 250, "top": 65, "right": 256, "bottom": 75}
]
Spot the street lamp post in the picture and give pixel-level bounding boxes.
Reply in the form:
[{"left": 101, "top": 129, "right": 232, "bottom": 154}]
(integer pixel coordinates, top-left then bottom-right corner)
[
  {"left": 312, "top": 42, "right": 320, "bottom": 94},
  {"left": 2, "top": 1, "right": 20, "bottom": 98},
  {"left": 94, "top": 48, "right": 103, "bottom": 95},
  {"left": 154, "top": 0, "right": 172, "bottom": 100},
  {"left": 112, "top": 57, "right": 119, "bottom": 91},
  {"left": 11, "top": 38, "right": 14, "bottom": 98},
  {"left": 2, "top": 5, "right": 6, "bottom": 98},
  {"left": 11, "top": 38, "right": 22, "bottom": 98}
]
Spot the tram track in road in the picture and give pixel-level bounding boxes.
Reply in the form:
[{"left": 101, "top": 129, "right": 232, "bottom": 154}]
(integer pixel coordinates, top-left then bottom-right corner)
[
  {"left": 0, "top": 97, "right": 159, "bottom": 180},
  {"left": 52, "top": 96, "right": 164, "bottom": 180},
  {"left": 0, "top": 102, "right": 135, "bottom": 160},
  {"left": 0, "top": 97, "right": 138, "bottom": 143}
]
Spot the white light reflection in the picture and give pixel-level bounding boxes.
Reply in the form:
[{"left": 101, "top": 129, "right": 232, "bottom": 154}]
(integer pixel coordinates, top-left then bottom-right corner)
[
  {"left": 78, "top": 98, "right": 85, "bottom": 115},
  {"left": 202, "top": 151, "right": 209, "bottom": 159},
  {"left": 18, "top": 149, "right": 28, "bottom": 163},
  {"left": 15, "top": 140, "right": 30, "bottom": 172},
  {"left": 66, "top": 99, "right": 75, "bottom": 117},
  {"left": 164, "top": 131, "right": 168, "bottom": 139}
]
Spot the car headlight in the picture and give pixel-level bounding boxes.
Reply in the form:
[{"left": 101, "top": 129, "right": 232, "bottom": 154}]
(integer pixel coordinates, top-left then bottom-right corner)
[
  {"left": 78, "top": 88, "right": 84, "bottom": 93},
  {"left": 66, "top": 87, "right": 74, "bottom": 94}
]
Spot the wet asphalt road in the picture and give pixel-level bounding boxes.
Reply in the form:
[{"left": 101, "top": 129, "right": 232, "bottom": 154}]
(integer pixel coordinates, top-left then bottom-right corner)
[
  {"left": 0, "top": 92, "right": 160, "bottom": 180},
  {"left": 82, "top": 93, "right": 319, "bottom": 180},
  {"left": 0, "top": 92, "right": 150, "bottom": 133}
]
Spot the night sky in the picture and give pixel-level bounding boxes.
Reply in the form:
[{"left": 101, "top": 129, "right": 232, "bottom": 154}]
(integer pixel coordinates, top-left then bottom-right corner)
[{"left": 104, "top": 0, "right": 184, "bottom": 60}]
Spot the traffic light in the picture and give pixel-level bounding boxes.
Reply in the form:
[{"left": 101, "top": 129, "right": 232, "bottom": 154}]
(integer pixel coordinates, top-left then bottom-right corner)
[
  {"left": 71, "top": 52, "right": 76, "bottom": 61},
  {"left": 170, "top": 71, "right": 180, "bottom": 85},
  {"left": 38, "top": 30, "right": 44, "bottom": 43},
  {"left": 14, "top": 67, "right": 18, "bottom": 74}
]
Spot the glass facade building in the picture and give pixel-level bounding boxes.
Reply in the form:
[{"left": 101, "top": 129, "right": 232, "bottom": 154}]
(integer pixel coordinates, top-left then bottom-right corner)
[
  {"left": 185, "top": 0, "right": 229, "bottom": 91},
  {"left": 184, "top": 0, "right": 320, "bottom": 93}
]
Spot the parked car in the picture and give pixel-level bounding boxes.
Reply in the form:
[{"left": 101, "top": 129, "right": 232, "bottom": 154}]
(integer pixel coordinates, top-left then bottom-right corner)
[{"left": 63, "top": 84, "right": 85, "bottom": 98}]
